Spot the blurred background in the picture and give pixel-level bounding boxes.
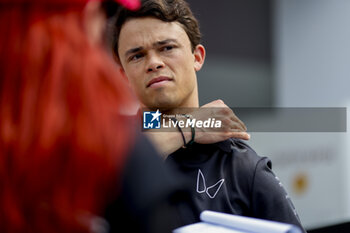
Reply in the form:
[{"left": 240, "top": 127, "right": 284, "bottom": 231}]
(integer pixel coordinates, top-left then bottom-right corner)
[{"left": 186, "top": 0, "right": 350, "bottom": 232}]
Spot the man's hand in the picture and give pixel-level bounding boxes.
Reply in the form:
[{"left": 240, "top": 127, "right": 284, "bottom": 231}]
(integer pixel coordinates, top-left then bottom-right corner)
[
  {"left": 189, "top": 99, "right": 250, "bottom": 144},
  {"left": 144, "top": 99, "right": 249, "bottom": 158}
]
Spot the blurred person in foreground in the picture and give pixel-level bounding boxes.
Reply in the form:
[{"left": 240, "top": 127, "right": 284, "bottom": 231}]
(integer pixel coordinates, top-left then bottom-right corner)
[
  {"left": 0, "top": 0, "right": 197, "bottom": 232},
  {"left": 111, "top": 0, "right": 306, "bottom": 232}
]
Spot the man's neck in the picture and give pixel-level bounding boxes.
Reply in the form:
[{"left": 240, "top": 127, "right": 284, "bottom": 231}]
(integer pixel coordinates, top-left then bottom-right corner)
[{"left": 142, "top": 96, "right": 199, "bottom": 116}]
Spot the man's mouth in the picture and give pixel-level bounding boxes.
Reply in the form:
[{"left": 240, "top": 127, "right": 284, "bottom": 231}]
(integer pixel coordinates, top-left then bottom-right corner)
[{"left": 147, "top": 76, "right": 173, "bottom": 88}]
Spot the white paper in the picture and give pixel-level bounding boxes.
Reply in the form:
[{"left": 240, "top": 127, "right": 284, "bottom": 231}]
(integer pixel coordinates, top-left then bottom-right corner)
[
  {"left": 173, "top": 210, "right": 303, "bottom": 233},
  {"left": 173, "top": 222, "right": 245, "bottom": 233},
  {"left": 200, "top": 211, "right": 302, "bottom": 233}
]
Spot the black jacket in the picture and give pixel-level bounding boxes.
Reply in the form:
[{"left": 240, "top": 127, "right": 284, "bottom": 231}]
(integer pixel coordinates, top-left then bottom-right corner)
[{"left": 165, "top": 139, "right": 306, "bottom": 233}]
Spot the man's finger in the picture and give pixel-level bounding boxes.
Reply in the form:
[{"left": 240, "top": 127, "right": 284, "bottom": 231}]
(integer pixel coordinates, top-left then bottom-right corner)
[
  {"left": 229, "top": 123, "right": 246, "bottom": 132},
  {"left": 230, "top": 115, "right": 247, "bottom": 131},
  {"left": 230, "top": 132, "right": 250, "bottom": 140}
]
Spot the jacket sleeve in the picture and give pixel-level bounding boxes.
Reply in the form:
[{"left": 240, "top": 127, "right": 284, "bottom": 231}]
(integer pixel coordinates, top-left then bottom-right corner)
[{"left": 250, "top": 157, "right": 307, "bottom": 233}]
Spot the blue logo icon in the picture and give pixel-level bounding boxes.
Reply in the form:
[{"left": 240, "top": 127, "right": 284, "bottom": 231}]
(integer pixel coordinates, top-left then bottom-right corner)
[{"left": 143, "top": 110, "right": 161, "bottom": 129}]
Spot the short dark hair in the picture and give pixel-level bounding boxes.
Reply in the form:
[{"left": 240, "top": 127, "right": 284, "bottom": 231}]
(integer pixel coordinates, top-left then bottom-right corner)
[{"left": 112, "top": 0, "right": 201, "bottom": 59}]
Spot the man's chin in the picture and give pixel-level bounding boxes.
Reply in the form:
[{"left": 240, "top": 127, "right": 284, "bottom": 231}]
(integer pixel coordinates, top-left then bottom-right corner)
[{"left": 145, "top": 100, "right": 178, "bottom": 112}]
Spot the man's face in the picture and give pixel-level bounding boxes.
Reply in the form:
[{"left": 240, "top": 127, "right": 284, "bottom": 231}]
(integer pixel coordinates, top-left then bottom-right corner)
[{"left": 118, "top": 17, "right": 205, "bottom": 110}]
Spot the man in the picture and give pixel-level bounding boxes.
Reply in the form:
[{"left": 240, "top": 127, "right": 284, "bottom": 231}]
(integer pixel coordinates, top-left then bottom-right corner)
[{"left": 111, "top": 0, "right": 306, "bottom": 232}]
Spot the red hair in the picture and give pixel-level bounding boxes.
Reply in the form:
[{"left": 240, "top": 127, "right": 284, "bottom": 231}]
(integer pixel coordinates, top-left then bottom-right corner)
[{"left": 0, "top": 3, "right": 136, "bottom": 233}]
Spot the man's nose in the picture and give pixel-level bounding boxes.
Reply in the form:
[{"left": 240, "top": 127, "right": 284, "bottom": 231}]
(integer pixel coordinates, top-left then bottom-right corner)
[{"left": 146, "top": 52, "right": 165, "bottom": 72}]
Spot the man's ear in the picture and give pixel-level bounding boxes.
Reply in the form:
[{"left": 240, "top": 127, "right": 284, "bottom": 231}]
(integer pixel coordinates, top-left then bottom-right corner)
[
  {"left": 83, "top": 0, "right": 106, "bottom": 46},
  {"left": 117, "top": 66, "right": 129, "bottom": 81},
  {"left": 193, "top": 44, "right": 206, "bottom": 71},
  {"left": 119, "top": 67, "right": 134, "bottom": 89}
]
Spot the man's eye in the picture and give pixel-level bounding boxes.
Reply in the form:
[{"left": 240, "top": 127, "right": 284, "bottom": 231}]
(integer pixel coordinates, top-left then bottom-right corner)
[
  {"left": 162, "top": 45, "right": 174, "bottom": 51},
  {"left": 130, "top": 53, "right": 143, "bottom": 61}
]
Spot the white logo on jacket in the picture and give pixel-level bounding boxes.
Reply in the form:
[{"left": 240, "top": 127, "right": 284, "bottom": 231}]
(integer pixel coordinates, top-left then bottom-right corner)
[{"left": 196, "top": 169, "right": 225, "bottom": 199}]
